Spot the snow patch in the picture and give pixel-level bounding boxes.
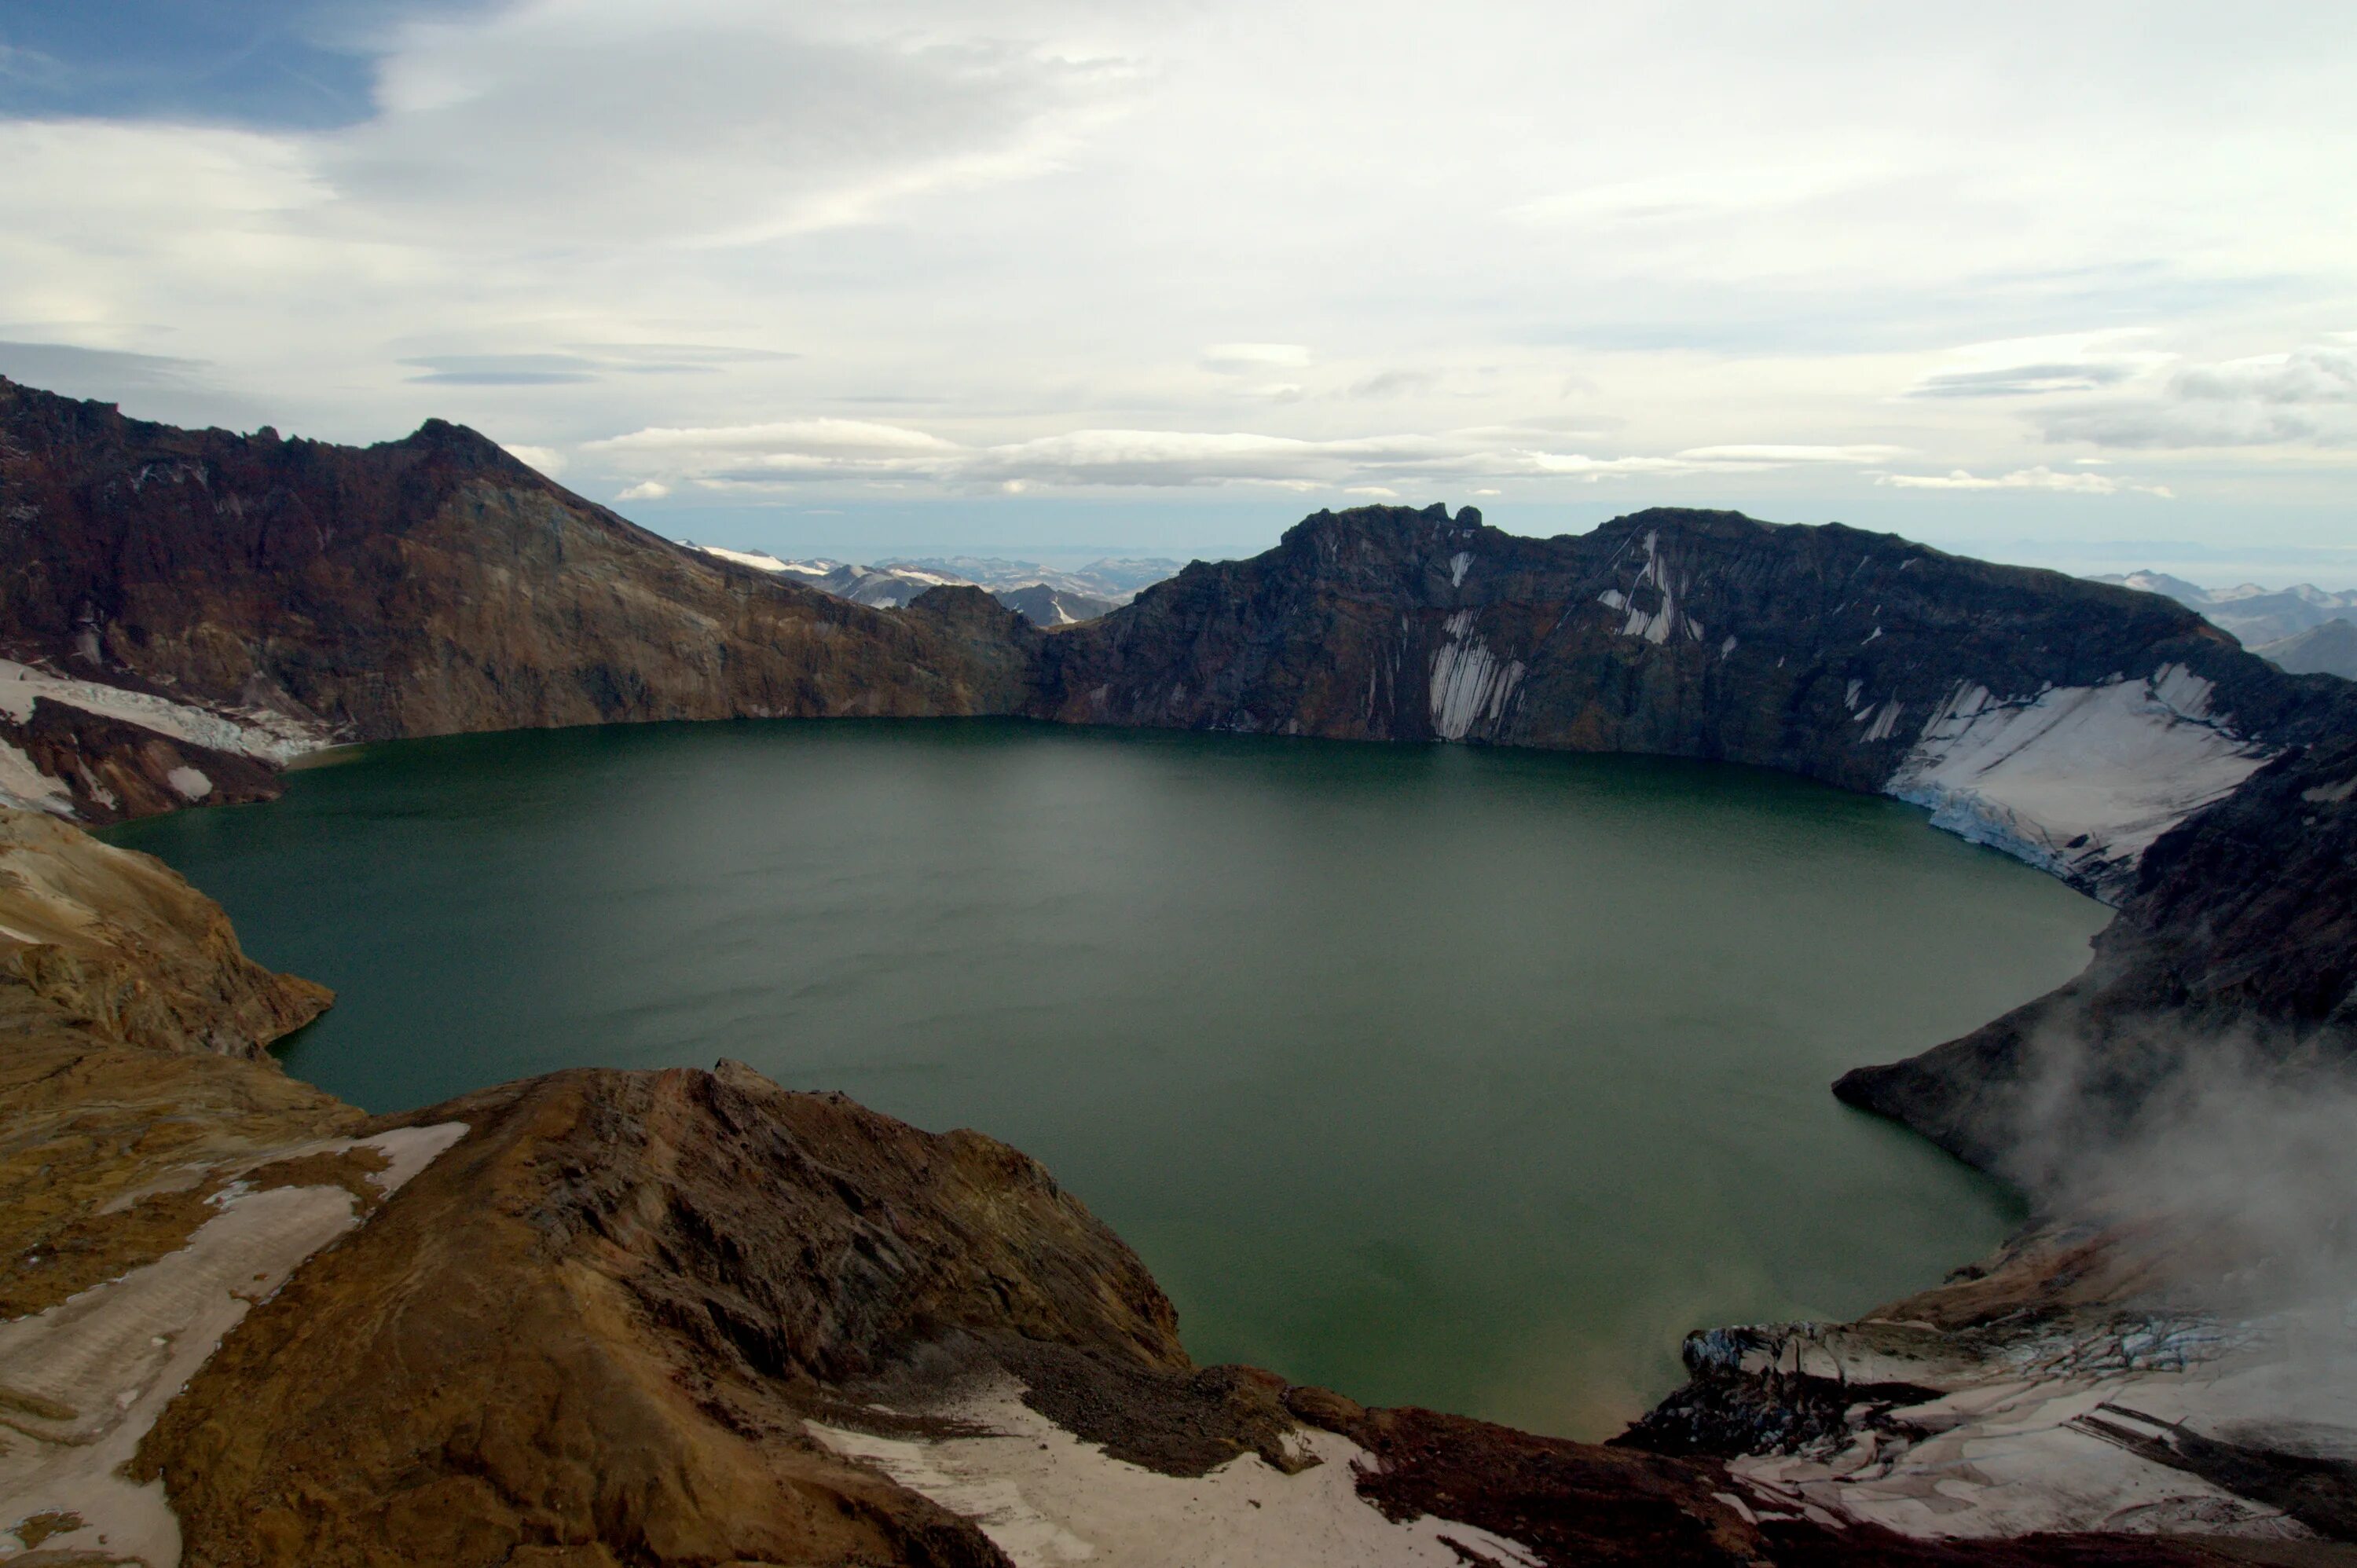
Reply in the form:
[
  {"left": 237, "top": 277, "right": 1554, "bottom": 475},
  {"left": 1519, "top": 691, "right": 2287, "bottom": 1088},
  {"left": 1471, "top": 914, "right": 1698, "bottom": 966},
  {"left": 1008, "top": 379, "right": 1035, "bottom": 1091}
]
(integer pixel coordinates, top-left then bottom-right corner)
[
  {"left": 1886, "top": 664, "right": 2273, "bottom": 896},
  {"left": 1428, "top": 616, "right": 1525, "bottom": 742},
  {"left": 696, "top": 544, "right": 794, "bottom": 573},
  {"left": 0, "top": 739, "right": 74, "bottom": 815},
  {"left": 0, "top": 1123, "right": 467, "bottom": 1567},
  {"left": 0, "top": 661, "right": 322, "bottom": 769},
  {"left": 1605, "top": 528, "right": 1699, "bottom": 644},
  {"left": 164, "top": 766, "right": 211, "bottom": 800},
  {"left": 810, "top": 1379, "right": 1544, "bottom": 1568},
  {"left": 1447, "top": 551, "right": 1472, "bottom": 587}
]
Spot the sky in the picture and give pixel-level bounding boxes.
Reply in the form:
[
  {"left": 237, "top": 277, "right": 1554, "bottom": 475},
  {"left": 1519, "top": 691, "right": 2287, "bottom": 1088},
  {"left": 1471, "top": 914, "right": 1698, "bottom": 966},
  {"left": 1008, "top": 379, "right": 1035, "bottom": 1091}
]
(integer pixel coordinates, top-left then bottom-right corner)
[{"left": 2, "top": 0, "right": 2354, "bottom": 581}]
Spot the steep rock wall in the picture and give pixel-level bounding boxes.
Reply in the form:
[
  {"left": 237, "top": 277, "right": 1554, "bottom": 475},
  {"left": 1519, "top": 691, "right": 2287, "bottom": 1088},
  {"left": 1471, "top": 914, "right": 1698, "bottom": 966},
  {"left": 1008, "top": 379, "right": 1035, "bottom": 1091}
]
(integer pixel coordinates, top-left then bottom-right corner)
[
  {"left": 1036, "top": 503, "right": 2327, "bottom": 903},
  {"left": 0, "top": 377, "right": 1039, "bottom": 821}
]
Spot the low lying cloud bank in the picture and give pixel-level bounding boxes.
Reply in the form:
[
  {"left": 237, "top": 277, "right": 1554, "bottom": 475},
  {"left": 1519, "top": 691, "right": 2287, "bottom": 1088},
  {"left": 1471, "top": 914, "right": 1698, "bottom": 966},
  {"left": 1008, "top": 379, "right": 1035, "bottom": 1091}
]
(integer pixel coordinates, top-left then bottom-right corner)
[
  {"left": 1880, "top": 464, "right": 2173, "bottom": 496},
  {"left": 585, "top": 419, "right": 1922, "bottom": 495}
]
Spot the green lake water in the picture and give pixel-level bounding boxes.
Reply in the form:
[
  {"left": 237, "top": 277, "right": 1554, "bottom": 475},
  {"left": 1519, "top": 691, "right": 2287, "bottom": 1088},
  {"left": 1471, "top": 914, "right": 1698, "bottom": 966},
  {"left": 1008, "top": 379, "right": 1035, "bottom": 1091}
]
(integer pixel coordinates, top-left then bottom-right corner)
[{"left": 108, "top": 719, "right": 2109, "bottom": 1438}]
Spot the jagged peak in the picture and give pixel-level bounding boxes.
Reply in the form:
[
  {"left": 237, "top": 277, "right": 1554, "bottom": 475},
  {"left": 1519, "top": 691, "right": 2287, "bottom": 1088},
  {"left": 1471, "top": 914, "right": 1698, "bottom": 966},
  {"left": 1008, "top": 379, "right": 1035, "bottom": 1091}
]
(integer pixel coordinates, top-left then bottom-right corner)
[
  {"left": 398, "top": 416, "right": 510, "bottom": 461},
  {"left": 1279, "top": 501, "right": 1487, "bottom": 548}
]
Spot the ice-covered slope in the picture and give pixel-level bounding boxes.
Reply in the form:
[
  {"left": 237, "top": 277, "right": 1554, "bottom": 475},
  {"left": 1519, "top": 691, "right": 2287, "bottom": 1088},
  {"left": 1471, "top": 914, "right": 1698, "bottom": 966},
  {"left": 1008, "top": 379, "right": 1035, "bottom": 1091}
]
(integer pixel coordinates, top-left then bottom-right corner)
[{"left": 1885, "top": 666, "right": 2270, "bottom": 884}]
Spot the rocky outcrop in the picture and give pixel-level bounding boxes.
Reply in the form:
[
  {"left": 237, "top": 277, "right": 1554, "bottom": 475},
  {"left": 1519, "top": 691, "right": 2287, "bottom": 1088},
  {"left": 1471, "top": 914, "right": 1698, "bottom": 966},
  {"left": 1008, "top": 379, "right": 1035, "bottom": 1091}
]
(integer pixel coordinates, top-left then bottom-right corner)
[
  {"left": 0, "top": 376, "right": 1039, "bottom": 823},
  {"left": 134, "top": 1062, "right": 1188, "bottom": 1568},
  {"left": 1620, "top": 1218, "right": 2357, "bottom": 1551},
  {"left": 0, "top": 801, "right": 366, "bottom": 1568},
  {"left": 0, "top": 804, "right": 330, "bottom": 1059}
]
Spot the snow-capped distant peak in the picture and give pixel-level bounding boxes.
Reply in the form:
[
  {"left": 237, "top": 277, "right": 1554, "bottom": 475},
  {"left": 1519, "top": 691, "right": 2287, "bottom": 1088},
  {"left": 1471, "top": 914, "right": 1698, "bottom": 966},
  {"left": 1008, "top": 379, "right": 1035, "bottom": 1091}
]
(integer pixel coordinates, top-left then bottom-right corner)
[{"left": 690, "top": 544, "right": 840, "bottom": 578}]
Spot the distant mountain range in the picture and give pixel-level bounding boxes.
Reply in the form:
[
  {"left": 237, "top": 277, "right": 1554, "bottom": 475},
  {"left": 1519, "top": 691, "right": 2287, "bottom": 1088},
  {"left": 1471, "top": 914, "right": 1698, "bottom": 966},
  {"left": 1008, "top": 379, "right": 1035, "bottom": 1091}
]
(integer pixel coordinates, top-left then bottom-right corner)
[
  {"left": 681, "top": 546, "right": 1175, "bottom": 625},
  {"left": 2090, "top": 570, "right": 2357, "bottom": 677}
]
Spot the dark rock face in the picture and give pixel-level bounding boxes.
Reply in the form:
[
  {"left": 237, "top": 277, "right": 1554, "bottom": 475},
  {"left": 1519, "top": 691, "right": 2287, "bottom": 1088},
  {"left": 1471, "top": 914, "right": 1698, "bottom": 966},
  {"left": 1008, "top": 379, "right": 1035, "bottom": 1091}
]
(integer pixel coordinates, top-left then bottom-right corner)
[
  {"left": 0, "top": 377, "right": 1039, "bottom": 766},
  {"left": 1039, "top": 500, "right": 2299, "bottom": 777}
]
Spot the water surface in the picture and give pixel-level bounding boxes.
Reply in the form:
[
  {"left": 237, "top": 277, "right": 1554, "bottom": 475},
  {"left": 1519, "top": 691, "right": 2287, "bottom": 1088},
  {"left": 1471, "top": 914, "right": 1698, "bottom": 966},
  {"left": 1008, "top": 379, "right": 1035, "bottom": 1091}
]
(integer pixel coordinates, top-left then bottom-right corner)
[{"left": 111, "top": 720, "right": 2108, "bottom": 1437}]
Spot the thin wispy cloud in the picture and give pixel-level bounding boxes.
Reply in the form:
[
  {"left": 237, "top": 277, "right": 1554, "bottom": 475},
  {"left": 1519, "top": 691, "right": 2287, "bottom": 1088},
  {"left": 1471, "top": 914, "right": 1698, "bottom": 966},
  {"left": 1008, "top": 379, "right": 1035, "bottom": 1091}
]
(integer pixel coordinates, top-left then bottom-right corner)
[
  {"left": 2036, "top": 340, "right": 2357, "bottom": 450},
  {"left": 588, "top": 420, "right": 1911, "bottom": 493},
  {"left": 1880, "top": 466, "right": 2174, "bottom": 497}
]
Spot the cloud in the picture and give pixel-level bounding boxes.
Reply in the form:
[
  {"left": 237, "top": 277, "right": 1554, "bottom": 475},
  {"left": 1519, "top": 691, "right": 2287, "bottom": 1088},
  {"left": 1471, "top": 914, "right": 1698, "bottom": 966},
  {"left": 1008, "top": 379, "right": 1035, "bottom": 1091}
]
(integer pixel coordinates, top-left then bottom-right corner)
[
  {"left": 1202, "top": 343, "right": 1312, "bottom": 372},
  {"left": 610, "top": 419, "right": 970, "bottom": 485},
  {"left": 585, "top": 417, "right": 1923, "bottom": 493},
  {"left": 1343, "top": 368, "right": 1441, "bottom": 400},
  {"left": 403, "top": 345, "right": 805, "bottom": 386},
  {"left": 330, "top": 15, "right": 1131, "bottom": 247},
  {"left": 409, "top": 354, "right": 602, "bottom": 386},
  {"left": 2177, "top": 342, "right": 2357, "bottom": 405},
  {"left": 1880, "top": 465, "right": 2172, "bottom": 497},
  {"left": 1674, "top": 444, "right": 1908, "bottom": 465},
  {"left": 0, "top": 41, "right": 70, "bottom": 92},
  {"left": 0, "top": 339, "right": 206, "bottom": 392},
  {"left": 565, "top": 343, "right": 800, "bottom": 372},
  {"left": 1506, "top": 162, "right": 1880, "bottom": 227},
  {"left": 1901, "top": 330, "right": 2172, "bottom": 401},
  {"left": 616, "top": 479, "right": 670, "bottom": 500},
  {"left": 1908, "top": 361, "right": 2139, "bottom": 398},
  {"left": 2036, "top": 341, "right": 2357, "bottom": 450},
  {"left": 499, "top": 442, "right": 568, "bottom": 476},
  {"left": 3, "top": 1, "right": 2352, "bottom": 543}
]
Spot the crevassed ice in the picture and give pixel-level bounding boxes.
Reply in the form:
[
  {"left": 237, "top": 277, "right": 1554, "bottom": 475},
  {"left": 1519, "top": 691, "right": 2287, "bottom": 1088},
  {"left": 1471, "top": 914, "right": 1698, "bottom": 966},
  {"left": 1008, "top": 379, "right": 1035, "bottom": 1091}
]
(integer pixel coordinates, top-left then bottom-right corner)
[
  {"left": 1884, "top": 663, "right": 2272, "bottom": 897},
  {"left": 0, "top": 660, "right": 321, "bottom": 768}
]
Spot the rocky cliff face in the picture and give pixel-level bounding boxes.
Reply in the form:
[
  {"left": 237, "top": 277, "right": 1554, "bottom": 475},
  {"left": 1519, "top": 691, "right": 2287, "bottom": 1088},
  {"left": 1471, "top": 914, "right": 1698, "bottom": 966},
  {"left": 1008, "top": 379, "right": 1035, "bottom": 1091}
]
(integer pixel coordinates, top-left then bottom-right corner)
[
  {"left": 0, "top": 376, "right": 1039, "bottom": 822},
  {"left": 0, "top": 804, "right": 330, "bottom": 1060},
  {"left": 1038, "top": 502, "right": 2332, "bottom": 900}
]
